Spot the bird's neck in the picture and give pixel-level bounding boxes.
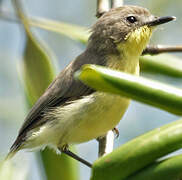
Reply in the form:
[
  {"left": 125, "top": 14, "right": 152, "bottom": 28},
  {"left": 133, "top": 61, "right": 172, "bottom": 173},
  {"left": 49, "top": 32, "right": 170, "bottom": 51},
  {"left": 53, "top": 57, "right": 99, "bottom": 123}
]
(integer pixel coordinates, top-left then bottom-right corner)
[
  {"left": 106, "top": 26, "right": 153, "bottom": 74},
  {"left": 106, "top": 52, "right": 140, "bottom": 75},
  {"left": 106, "top": 37, "right": 144, "bottom": 75}
]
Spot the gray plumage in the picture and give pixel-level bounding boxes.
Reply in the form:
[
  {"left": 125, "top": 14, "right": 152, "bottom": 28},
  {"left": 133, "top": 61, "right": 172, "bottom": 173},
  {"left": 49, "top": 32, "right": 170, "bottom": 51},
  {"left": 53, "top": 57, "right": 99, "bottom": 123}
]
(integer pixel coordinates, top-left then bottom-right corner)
[{"left": 7, "top": 5, "right": 174, "bottom": 159}]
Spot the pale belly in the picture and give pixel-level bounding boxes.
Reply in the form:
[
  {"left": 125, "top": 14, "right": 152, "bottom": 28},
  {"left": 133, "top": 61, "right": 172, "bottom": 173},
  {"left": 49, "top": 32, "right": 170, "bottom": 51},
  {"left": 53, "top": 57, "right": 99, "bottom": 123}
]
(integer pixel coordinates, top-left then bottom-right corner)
[
  {"left": 25, "top": 52, "right": 140, "bottom": 149},
  {"left": 60, "top": 92, "right": 130, "bottom": 145},
  {"left": 25, "top": 92, "right": 130, "bottom": 149}
]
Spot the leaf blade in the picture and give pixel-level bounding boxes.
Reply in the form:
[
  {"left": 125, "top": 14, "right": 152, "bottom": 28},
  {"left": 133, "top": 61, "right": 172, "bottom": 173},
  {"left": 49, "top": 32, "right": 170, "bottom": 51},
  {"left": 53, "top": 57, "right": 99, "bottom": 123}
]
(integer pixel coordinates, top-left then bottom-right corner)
[
  {"left": 126, "top": 154, "right": 182, "bottom": 180},
  {"left": 90, "top": 119, "right": 182, "bottom": 180},
  {"left": 76, "top": 64, "right": 182, "bottom": 115}
]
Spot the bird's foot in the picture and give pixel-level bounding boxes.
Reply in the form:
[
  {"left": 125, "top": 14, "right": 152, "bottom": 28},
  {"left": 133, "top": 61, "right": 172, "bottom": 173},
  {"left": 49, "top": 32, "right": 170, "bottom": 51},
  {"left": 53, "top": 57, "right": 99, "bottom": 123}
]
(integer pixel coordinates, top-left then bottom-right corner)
[
  {"left": 112, "top": 127, "right": 119, "bottom": 138},
  {"left": 59, "top": 145, "right": 92, "bottom": 168}
]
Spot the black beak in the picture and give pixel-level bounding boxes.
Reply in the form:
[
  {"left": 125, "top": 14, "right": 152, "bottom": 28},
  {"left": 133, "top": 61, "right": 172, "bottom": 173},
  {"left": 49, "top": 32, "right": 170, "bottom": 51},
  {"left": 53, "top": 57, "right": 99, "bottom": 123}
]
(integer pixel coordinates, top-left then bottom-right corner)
[{"left": 145, "top": 16, "right": 176, "bottom": 27}]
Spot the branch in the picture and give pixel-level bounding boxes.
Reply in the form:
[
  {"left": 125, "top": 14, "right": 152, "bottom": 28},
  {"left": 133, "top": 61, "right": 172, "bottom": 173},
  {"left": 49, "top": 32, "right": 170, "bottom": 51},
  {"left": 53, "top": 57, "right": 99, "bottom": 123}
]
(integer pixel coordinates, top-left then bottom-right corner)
[
  {"left": 96, "top": 0, "right": 115, "bottom": 158},
  {"left": 2, "top": 7, "right": 182, "bottom": 56},
  {"left": 96, "top": 0, "right": 110, "bottom": 18},
  {"left": 143, "top": 45, "right": 182, "bottom": 55},
  {"left": 1, "top": 10, "right": 182, "bottom": 56},
  {"left": 97, "top": 130, "right": 115, "bottom": 157},
  {"left": 111, "top": 0, "right": 123, "bottom": 8}
]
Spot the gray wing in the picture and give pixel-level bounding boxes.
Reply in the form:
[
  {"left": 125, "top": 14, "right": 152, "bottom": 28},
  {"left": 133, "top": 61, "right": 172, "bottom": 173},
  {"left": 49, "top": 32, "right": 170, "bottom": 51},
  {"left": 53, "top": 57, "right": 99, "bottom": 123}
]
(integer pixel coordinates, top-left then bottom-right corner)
[
  {"left": 13, "top": 50, "right": 106, "bottom": 147},
  {"left": 18, "top": 65, "right": 94, "bottom": 135}
]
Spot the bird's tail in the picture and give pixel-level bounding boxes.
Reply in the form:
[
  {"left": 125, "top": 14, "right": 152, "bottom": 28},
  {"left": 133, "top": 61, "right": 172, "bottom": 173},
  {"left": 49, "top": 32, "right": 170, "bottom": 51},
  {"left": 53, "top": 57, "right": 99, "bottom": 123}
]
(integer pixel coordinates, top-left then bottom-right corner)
[
  {"left": 4, "top": 139, "right": 22, "bottom": 162},
  {"left": 4, "top": 147, "right": 18, "bottom": 162},
  {"left": 5, "top": 132, "right": 26, "bottom": 162}
]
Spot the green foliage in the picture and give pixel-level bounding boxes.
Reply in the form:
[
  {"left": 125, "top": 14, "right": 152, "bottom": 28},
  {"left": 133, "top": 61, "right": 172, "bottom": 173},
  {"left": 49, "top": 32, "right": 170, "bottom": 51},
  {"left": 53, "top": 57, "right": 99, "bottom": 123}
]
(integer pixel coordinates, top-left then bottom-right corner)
[
  {"left": 22, "top": 30, "right": 55, "bottom": 105},
  {"left": 0, "top": 161, "right": 27, "bottom": 180},
  {"left": 75, "top": 63, "right": 182, "bottom": 178},
  {"left": 76, "top": 63, "right": 182, "bottom": 179},
  {"left": 126, "top": 154, "right": 182, "bottom": 180},
  {"left": 21, "top": 18, "right": 79, "bottom": 180},
  {"left": 2, "top": 0, "right": 182, "bottom": 179},
  {"left": 76, "top": 64, "right": 182, "bottom": 115},
  {"left": 41, "top": 148, "right": 79, "bottom": 180},
  {"left": 16, "top": 9, "right": 182, "bottom": 180},
  {"left": 0, "top": 162, "right": 14, "bottom": 180},
  {"left": 30, "top": 17, "right": 182, "bottom": 79},
  {"left": 12, "top": 0, "right": 79, "bottom": 179},
  {"left": 22, "top": 24, "right": 79, "bottom": 180},
  {"left": 140, "top": 54, "right": 182, "bottom": 78},
  {"left": 90, "top": 120, "right": 182, "bottom": 180},
  {"left": 30, "top": 17, "right": 89, "bottom": 44}
]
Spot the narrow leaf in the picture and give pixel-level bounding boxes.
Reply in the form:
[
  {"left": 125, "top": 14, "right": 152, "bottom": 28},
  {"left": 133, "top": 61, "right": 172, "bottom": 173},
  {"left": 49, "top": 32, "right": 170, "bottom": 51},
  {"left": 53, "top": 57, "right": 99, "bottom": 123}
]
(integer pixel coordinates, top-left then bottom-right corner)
[
  {"left": 22, "top": 21, "right": 79, "bottom": 180},
  {"left": 140, "top": 54, "right": 182, "bottom": 77},
  {"left": 76, "top": 65, "right": 182, "bottom": 115},
  {"left": 13, "top": 0, "right": 79, "bottom": 179},
  {"left": 30, "top": 17, "right": 89, "bottom": 44},
  {"left": 41, "top": 148, "right": 79, "bottom": 180},
  {"left": 23, "top": 32, "right": 55, "bottom": 105},
  {"left": 126, "top": 154, "right": 182, "bottom": 180},
  {"left": 29, "top": 18, "right": 182, "bottom": 79},
  {"left": 3, "top": 13, "right": 182, "bottom": 78},
  {"left": 0, "top": 161, "right": 28, "bottom": 180},
  {"left": 90, "top": 119, "right": 182, "bottom": 180}
]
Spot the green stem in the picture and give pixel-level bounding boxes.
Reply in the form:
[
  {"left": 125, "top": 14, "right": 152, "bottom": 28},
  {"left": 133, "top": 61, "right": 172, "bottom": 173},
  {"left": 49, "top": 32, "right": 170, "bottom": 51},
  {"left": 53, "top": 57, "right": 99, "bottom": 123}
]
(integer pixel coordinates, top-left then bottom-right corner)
[
  {"left": 140, "top": 54, "right": 182, "bottom": 77},
  {"left": 91, "top": 119, "right": 182, "bottom": 180},
  {"left": 126, "top": 154, "right": 182, "bottom": 180},
  {"left": 76, "top": 64, "right": 182, "bottom": 115}
]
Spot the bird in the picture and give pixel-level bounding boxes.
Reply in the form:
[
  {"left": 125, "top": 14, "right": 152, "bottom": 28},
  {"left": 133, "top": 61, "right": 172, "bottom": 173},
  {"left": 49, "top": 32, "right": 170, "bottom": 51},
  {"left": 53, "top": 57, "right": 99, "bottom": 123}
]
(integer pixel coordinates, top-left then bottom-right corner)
[{"left": 6, "top": 5, "right": 175, "bottom": 167}]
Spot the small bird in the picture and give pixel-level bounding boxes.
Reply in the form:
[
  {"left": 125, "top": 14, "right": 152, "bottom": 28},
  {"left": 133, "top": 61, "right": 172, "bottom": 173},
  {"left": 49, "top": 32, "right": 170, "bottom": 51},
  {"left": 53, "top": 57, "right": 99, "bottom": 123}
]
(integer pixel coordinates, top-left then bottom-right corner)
[{"left": 6, "top": 5, "right": 175, "bottom": 167}]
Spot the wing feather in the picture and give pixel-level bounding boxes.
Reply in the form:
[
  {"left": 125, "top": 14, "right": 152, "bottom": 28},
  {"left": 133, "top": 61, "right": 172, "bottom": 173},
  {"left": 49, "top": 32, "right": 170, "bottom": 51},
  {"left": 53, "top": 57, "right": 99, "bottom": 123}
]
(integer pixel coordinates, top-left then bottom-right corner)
[{"left": 17, "top": 50, "right": 106, "bottom": 138}]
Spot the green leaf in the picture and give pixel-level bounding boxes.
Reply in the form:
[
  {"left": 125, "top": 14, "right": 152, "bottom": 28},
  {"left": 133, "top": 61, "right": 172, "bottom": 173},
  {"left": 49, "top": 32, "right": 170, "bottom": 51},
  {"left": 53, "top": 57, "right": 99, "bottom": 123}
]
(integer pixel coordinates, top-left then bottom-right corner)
[
  {"left": 30, "top": 17, "right": 89, "bottom": 44},
  {"left": 41, "top": 148, "right": 79, "bottom": 180},
  {"left": 22, "top": 21, "right": 79, "bottom": 180},
  {"left": 22, "top": 30, "right": 79, "bottom": 180},
  {"left": 0, "top": 162, "right": 13, "bottom": 180},
  {"left": 2, "top": 11, "right": 182, "bottom": 78},
  {"left": 76, "top": 64, "right": 182, "bottom": 115},
  {"left": 4, "top": 13, "right": 182, "bottom": 79},
  {"left": 22, "top": 31, "right": 55, "bottom": 105},
  {"left": 0, "top": 161, "right": 28, "bottom": 180},
  {"left": 140, "top": 54, "right": 182, "bottom": 77},
  {"left": 90, "top": 119, "right": 182, "bottom": 180},
  {"left": 30, "top": 17, "right": 182, "bottom": 79},
  {"left": 13, "top": 0, "right": 79, "bottom": 179},
  {"left": 29, "top": 18, "right": 182, "bottom": 79},
  {"left": 126, "top": 154, "right": 182, "bottom": 180}
]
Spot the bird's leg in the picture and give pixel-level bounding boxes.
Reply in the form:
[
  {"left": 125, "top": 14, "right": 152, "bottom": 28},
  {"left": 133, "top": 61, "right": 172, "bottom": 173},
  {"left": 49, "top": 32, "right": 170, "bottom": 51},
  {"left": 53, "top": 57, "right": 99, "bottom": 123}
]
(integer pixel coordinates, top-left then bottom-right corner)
[
  {"left": 112, "top": 127, "right": 119, "bottom": 138},
  {"left": 59, "top": 145, "right": 92, "bottom": 168}
]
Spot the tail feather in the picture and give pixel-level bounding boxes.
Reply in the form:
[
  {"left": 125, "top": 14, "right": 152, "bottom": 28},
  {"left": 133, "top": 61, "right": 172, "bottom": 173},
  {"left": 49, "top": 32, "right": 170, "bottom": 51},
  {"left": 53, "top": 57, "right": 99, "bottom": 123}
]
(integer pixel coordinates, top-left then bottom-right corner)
[
  {"left": 4, "top": 145, "right": 19, "bottom": 161},
  {"left": 5, "top": 136, "right": 24, "bottom": 161},
  {"left": 5, "top": 150, "right": 17, "bottom": 161}
]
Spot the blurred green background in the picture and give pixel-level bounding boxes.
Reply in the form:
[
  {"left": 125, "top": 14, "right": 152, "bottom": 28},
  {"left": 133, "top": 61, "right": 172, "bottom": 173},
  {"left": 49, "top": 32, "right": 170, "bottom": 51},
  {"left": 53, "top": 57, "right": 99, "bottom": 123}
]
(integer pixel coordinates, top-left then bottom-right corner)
[{"left": 0, "top": 0, "right": 182, "bottom": 179}]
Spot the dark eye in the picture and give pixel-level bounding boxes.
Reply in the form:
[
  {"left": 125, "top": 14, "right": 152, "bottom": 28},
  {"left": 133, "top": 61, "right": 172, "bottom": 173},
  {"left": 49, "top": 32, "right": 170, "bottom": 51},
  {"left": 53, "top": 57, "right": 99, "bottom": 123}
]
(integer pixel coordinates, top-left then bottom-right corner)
[{"left": 126, "top": 16, "right": 137, "bottom": 23}]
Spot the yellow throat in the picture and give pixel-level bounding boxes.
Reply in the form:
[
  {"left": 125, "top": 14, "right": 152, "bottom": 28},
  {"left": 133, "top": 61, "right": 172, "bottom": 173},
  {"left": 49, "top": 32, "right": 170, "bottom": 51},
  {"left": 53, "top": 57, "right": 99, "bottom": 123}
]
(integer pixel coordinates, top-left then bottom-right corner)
[{"left": 107, "top": 25, "right": 153, "bottom": 74}]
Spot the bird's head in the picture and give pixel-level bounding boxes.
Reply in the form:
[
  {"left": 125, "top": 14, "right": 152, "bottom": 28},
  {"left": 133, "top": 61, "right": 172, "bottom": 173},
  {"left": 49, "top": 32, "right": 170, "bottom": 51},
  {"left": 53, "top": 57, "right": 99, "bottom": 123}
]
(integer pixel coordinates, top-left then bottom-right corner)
[{"left": 89, "top": 5, "right": 175, "bottom": 57}]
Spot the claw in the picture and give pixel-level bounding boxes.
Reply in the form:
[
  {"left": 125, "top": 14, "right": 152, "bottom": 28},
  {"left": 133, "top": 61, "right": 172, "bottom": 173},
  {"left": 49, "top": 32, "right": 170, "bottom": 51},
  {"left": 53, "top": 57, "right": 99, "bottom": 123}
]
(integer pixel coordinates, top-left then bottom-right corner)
[
  {"left": 112, "top": 127, "right": 119, "bottom": 138},
  {"left": 61, "top": 144, "right": 69, "bottom": 151}
]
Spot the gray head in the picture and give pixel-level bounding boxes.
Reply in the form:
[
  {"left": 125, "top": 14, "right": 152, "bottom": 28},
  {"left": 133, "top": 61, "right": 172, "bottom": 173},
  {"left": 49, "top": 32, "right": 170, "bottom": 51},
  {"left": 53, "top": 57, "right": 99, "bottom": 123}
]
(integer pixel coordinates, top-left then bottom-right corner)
[{"left": 88, "top": 5, "right": 175, "bottom": 55}]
